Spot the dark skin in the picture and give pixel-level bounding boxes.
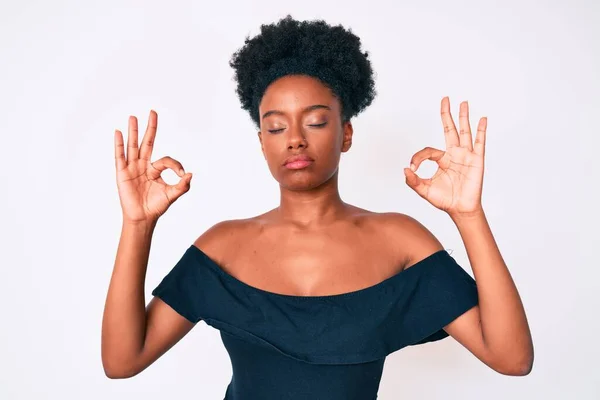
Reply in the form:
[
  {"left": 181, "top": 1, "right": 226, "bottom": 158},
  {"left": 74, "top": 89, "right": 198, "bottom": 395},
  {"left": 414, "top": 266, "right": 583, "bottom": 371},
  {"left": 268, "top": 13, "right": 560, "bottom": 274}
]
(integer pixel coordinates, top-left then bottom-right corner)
[
  {"left": 103, "top": 74, "right": 533, "bottom": 379},
  {"left": 204, "top": 76, "right": 410, "bottom": 296}
]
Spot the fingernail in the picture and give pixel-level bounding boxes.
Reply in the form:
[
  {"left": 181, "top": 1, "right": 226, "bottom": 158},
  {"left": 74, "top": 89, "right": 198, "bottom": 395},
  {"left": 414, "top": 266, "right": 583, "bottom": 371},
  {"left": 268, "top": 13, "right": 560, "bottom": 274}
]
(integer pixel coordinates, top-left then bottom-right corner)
[
  {"left": 410, "top": 163, "right": 416, "bottom": 171},
  {"left": 180, "top": 169, "right": 185, "bottom": 175}
]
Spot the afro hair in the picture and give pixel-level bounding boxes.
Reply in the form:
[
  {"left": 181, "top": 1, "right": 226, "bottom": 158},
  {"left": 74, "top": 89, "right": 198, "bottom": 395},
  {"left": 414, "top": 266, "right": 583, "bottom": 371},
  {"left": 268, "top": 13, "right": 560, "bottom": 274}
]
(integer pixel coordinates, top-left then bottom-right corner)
[{"left": 229, "top": 15, "right": 377, "bottom": 128}]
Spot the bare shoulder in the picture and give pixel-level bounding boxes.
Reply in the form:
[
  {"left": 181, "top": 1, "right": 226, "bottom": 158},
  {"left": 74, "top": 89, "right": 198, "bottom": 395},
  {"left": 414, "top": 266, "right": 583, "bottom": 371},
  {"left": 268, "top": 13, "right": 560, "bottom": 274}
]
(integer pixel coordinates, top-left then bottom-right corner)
[
  {"left": 373, "top": 211, "right": 445, "bottom": 269},
  {"left": 192, "top": 217, "right": 262, "bottom": 265},
  {"left": 193, "top": 219, "right": 247, "bottom": 246}
]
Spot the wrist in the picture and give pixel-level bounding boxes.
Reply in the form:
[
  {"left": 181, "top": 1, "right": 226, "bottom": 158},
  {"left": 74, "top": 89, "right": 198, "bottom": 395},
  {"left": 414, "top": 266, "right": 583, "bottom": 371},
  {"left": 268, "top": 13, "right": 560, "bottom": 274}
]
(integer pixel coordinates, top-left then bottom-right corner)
[
  {"left": 447, "top": 207, "right": 485, "bottom": 222},
  {"left": 122, "top": 217, "right": 158, "bottom": 231}
]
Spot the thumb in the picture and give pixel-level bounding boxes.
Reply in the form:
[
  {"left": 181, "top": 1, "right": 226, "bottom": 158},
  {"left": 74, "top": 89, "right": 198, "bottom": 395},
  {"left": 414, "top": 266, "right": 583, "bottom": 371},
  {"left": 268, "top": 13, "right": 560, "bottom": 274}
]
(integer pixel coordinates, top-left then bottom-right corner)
[
  {"left": 166, "top": 172, "right": 193, "bottom": 201},
  {"left": 403, "top": 168, "right": 426, "bottom": 197}
]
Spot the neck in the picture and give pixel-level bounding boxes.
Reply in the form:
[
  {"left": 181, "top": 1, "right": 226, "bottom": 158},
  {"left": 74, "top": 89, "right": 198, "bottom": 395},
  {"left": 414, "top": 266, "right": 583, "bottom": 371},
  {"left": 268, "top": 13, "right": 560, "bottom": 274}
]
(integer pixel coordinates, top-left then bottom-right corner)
[{"left": 275, "top": 170, "right": 348, "bottom": 228}]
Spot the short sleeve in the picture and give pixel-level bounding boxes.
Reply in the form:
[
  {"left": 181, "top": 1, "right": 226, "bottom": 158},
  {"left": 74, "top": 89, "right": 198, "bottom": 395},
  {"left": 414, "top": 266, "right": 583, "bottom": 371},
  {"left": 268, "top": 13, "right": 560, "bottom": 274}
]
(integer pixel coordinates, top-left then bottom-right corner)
[
  {"left": 405, "top": 249, "right": 479, "bottom": 346},
  {"left": 151, "top": 246, "right": 204, "bottom": 323}
]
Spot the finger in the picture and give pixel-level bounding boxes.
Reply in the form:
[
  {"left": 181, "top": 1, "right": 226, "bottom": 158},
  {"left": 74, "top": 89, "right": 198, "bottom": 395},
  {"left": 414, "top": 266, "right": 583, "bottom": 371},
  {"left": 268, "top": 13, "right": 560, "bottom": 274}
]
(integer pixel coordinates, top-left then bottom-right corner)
[
  {"left": 114, "top": 129, "right": 127, "bottom": 171},
  {"left": 139, "top": 110, "right": 157, "bottom": 161},
  {"left": 441, "top": 97, "right": 459, "bottom": 149},
  {"left": 150, "top": 156, "right": 186, "bottom": 178},
  {"left": 409, "top": 146, "right": 445, "bottom": 171},
  {"left": 473, "top": 117, "right": 487, "bottom": 156},
  {"left": 166, "top": 173, "right": 193, "bottom": 201},
  {"left": 458, "top": 101, "right": 473, "bottom": 151},
  {"left": 403, "top": 167, "right": 430, "bottom": 198},
  {"left": 126, "top": 116, "right": 139, "bottom": 161}
]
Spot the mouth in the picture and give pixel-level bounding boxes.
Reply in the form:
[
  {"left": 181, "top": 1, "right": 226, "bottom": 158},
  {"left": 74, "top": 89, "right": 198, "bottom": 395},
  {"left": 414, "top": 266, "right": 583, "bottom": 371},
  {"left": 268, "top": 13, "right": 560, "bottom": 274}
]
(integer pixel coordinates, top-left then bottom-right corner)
[
  {"left": 284, "top": 159, "right": 313, "bottom": 169},
  {"left": 283, "top": 154, "right": 314, "bottom": 169}
]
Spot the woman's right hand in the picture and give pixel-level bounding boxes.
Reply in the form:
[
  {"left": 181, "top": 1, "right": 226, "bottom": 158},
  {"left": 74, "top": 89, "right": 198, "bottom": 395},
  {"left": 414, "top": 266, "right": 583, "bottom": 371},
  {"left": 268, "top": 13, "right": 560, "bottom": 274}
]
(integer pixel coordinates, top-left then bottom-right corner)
[{"left": 114, "top": 110, "right": 193, "bottom": 224}]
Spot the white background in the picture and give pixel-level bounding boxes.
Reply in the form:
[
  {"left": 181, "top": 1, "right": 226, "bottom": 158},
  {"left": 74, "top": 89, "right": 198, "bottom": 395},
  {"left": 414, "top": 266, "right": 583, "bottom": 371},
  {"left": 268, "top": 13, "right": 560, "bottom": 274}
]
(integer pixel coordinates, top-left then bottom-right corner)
[{"left": 1, "top": 0, "right": 598, "bottom": 398}]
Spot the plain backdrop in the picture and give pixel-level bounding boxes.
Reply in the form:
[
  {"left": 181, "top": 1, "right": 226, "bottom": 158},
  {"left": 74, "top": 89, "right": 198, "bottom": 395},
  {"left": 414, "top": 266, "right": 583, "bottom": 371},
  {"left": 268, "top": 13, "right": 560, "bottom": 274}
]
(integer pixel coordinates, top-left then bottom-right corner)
[{"left": 1, "top": 0, "right": 598, "bottom": 398}]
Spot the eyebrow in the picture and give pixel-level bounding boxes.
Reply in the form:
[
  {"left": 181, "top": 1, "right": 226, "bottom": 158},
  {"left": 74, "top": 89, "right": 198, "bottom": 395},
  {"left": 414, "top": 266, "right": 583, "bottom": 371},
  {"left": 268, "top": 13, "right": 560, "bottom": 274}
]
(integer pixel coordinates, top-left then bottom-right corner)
[{"left": 261, "top": 104, "right": 331, "bottom": 120}]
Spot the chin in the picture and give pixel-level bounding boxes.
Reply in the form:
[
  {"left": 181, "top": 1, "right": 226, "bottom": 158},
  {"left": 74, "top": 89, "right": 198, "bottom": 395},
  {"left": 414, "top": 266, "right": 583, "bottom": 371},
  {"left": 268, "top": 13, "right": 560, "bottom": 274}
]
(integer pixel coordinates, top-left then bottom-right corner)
[
  {"left": 276, "top": 169, "right": 338, "bottom": 191},
  {"left": 279, "top": 177, "right": 321, "bottom": 191}
]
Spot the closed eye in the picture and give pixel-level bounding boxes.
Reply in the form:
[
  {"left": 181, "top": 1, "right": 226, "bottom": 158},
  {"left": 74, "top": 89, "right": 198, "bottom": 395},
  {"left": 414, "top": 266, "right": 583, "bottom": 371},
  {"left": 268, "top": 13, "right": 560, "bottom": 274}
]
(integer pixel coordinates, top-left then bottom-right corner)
[{"left": 267, "top": 122, "right": 327, "bottom": 134}]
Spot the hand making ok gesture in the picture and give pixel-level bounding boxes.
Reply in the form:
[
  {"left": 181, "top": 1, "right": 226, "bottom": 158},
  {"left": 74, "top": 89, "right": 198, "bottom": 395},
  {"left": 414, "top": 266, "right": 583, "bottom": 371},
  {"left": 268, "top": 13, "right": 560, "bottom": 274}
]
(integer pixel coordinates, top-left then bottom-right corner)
[
  {"left": 114, "top": 110, "right": 193, "bottom": 224},
  {"left": 404, "top": 97, "right": 487, "bottom": 218}
]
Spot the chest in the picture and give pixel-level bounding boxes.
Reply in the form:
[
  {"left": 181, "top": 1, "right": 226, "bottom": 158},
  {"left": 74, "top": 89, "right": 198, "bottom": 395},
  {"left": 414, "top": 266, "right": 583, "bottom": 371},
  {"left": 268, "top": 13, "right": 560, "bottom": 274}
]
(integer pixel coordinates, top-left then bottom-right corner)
[{"left": 219, "top": 227, "right": 407, "bottom": 297}]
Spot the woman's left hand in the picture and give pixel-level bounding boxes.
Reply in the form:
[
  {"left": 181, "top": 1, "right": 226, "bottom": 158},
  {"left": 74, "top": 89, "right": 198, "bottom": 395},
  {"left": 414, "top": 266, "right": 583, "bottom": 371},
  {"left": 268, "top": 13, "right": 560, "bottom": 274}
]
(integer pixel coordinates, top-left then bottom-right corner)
[{"left": 404, "top": 97, "right": 487, "bottom": 219}]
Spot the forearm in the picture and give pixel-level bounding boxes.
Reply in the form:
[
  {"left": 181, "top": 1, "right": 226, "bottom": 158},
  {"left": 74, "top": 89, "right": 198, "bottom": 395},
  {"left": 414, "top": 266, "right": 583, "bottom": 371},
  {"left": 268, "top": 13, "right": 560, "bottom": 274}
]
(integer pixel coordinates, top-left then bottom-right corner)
[
  {"left": 101, "top": 219, "right": 157, "bottom": 376},
  {"left": 450, "top": 209, "right": 533, "bottom": 372}
]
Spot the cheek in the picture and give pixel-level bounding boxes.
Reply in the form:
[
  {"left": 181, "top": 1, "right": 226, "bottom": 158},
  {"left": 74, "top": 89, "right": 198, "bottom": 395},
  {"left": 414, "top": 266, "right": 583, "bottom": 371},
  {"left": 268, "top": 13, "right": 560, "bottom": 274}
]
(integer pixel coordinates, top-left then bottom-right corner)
[
  {"left": 261, "top": 143, "right": 285, "bottom": 174},
  {"left": 321, "top": 130, "right": 345, "bottom": 158}
]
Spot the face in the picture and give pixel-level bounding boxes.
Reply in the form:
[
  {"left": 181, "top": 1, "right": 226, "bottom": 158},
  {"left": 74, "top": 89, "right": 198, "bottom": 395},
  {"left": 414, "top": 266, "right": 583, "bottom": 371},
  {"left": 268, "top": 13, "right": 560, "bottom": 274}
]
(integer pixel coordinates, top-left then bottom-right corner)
[{"left": 258, "top": 74, "right": 353, "bottom": 191}]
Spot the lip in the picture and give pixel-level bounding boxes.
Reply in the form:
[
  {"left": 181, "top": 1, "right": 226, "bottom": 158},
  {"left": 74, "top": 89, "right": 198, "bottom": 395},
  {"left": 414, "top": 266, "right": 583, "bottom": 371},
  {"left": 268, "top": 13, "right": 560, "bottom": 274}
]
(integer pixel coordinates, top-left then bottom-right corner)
[{"left": 283, "top": 154, "right": 314, "bottom": 169}]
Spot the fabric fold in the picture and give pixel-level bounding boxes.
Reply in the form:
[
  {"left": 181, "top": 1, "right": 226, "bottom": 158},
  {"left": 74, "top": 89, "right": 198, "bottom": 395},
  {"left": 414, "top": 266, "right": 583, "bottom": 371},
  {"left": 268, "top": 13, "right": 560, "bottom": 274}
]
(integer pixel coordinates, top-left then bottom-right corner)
[{"left": 151, "top": 244, "right": 479, "bottom": 365}]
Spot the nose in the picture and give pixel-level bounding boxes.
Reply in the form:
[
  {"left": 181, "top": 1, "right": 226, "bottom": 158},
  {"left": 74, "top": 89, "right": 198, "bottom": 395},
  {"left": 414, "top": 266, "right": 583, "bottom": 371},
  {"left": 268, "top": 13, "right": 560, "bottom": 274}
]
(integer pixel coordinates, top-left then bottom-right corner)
[{"left": 287, "top": 125, "right": 308, "bottom": 150}]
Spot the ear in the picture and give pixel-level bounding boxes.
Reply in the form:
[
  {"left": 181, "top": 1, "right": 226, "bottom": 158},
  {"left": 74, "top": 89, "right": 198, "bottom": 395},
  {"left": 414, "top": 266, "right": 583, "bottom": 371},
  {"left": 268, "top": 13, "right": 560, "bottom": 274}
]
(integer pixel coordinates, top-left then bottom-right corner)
[
  {"left": 257, "top": 130, "right": 266, "bottom": 159},
  {"left": 341, "top": 121, "right": 353, "bottom": 153}
]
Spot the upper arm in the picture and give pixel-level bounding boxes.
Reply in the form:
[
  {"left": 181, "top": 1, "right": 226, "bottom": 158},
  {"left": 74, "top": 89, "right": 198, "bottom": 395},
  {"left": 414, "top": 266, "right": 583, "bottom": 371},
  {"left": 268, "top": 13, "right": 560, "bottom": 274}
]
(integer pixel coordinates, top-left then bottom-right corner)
[
  {"left": 386, "top": 212, "right": 494, "bottom": 369},
  {"left": 127, "top": 296, "right": 196, "bottom": 377},
  {"left": 126, "top": 220, "right": 242, "bottom": 377}
]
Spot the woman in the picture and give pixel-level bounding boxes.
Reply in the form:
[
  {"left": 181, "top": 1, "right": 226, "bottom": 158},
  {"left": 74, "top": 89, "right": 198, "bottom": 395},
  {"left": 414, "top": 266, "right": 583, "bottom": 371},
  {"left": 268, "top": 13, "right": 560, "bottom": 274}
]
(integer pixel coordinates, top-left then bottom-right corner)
[{"left": 102, "top": 15, "right": 533, "bottom": 399}]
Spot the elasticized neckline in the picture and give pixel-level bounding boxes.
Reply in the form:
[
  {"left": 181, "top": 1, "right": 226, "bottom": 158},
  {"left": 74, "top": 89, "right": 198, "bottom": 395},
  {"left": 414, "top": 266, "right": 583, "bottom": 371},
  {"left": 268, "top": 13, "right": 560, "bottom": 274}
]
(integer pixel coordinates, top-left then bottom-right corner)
[{"left": 187, "top": 244, "right": 448, "bottom": 300}]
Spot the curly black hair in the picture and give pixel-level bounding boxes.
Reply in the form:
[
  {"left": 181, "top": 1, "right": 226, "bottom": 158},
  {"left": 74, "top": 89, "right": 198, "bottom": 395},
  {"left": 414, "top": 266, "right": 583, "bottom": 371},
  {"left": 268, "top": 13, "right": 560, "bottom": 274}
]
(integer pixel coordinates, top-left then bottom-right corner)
[{"left": 229, "top": 15, "right": 377, "bottom": 128}]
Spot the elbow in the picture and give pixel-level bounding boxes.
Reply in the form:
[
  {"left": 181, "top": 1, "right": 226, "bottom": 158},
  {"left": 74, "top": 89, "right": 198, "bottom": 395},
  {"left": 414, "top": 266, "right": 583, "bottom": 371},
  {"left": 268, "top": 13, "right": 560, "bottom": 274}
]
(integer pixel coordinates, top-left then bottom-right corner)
[
  {"left": 493, "top": 352, "right": 534, "bottom": 376},
  {"left": 103, "top": 364, "right": 139, "bottom": 379},
  {"left": 102, "top": 356, "right": 140, "bottom": 379},
  {"left": 485, "top": 336, "right": 534, "bottom": 376},
  {"left": 104, "top": 369, "right": 126, "bottom": 380},
  {"left": 101, "top": 341, "right": 147, "bottom": 379},
  {"left": 497, "top": 359, "right": 533, "bottom": 376}
]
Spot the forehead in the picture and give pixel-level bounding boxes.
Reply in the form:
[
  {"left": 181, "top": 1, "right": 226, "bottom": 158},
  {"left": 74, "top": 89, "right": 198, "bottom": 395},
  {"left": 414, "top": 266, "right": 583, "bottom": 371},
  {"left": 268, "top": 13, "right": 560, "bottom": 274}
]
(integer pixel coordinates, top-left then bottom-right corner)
[{"left": 259, "top": 75, "right": 340, "bottom": 112}]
